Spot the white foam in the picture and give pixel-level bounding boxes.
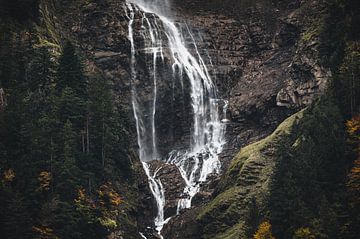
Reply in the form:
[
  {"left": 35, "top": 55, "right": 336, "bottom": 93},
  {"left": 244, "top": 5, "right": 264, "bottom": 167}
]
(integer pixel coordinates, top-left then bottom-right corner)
[{"left": 125, "top": 1, "right": 228, "bottom": 237}]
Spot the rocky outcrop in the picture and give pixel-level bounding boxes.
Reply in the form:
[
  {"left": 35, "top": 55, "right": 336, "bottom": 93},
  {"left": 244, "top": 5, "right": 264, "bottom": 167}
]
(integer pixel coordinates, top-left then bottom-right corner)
[
  {"left": 164, "top": 98, "right": 345, "bottom": 239},
  {"left": 163, "top": 109, "right": 303, "bottom": 239},
  {"left": 44, "top": 0, "right": 334, "bottom": 237},
  {"left": 162, "top": 0, "right": 334, "bottom": 238},
  {"left": 148, "top": 161, "right": 186, "bottom": 218},
  {"left": 199, "top": 111, "right": 304, "bottom": 238},
  {"left": 177, "top": 0, "right": 330, "bottom": 153}
]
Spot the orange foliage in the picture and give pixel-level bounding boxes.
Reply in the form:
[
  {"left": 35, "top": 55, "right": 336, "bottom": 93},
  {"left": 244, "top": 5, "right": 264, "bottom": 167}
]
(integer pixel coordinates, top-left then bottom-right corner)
[
  {"left": 76, "top": 188, "right": 87, "bottom": 202},
  {"left": 346, "top": 115, "right": 360, "bottom": 204},
  {"left": 32, "top": 226, "right": 59, "bottom": 239},
  {"left": 97, "top": 182, "right": 122, "bottom": 207},
  {"left": 346, "top": 115, "right": 360, "bottom": 141},
  {"left": 254, "top": 221, "right": 276, "bottom": 239},
  {"left": 3, "top": 169, "right": 15, "bottom": 182},
  {"left": 75, "top": 188, "right": 95, "bottom": 208},
  {"left": 347, "top": 157, "right": 360, "bottom": 203},
  {"left": 38, "top": 171, "right": 51, "bottom": 191}
]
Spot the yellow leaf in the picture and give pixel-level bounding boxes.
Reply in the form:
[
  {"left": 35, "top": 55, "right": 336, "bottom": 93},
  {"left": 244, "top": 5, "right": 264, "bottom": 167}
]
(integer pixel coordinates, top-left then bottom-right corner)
[
  {"left": 3, "top": 169, "right": 15, "bottom": 182},
  {"left": 38, "top": 171, "right": 51, "bottom": 191},
  {"left": 254, "top": 221, "right": 276, "bottom": 239}
]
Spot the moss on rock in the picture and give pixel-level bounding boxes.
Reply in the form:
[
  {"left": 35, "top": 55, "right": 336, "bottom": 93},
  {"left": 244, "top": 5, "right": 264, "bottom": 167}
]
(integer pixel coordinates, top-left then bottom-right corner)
[{"left": 197, "top": 98, "right": 345, "bottom": 239}]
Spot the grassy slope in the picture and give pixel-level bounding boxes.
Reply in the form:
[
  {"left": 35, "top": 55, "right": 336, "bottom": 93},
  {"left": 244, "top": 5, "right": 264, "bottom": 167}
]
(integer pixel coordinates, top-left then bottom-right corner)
[{"left": 197, "top": 98, "right": 344, "bottom": 239}]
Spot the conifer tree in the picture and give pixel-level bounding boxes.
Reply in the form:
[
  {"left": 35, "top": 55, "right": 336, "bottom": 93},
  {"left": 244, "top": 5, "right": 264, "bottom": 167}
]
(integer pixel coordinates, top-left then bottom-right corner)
[
  {"left": 27, "top": 46, "right": 53, "bottom": 92},
  {"left": 56, "top": 120, "right": 81, "bottom": 201},
  {"left": 56, "top": 41, "right": 87, "bottom": 99}
]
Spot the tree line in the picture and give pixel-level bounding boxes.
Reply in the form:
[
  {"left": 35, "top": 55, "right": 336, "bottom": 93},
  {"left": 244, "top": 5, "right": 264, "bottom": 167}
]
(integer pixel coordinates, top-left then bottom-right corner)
[{"left": 0, "top": 29, "right": 132, "bottom": 238}]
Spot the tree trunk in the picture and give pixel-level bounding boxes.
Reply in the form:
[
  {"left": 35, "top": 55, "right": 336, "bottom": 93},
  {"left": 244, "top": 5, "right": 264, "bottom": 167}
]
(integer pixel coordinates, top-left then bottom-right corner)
[
  {"left": 50, "top": 136, "right": 54, "bottom": 194},
  {"left": 88, "top": 177, "right": 92, "bottom": 193},
  {"left": 81, "top": 132, "right": 85, "bottom": 153},
  {"left": 102, "top": 120, "right": 105, "bottom": 168},
  {"left": 86, "top": 116, "right": 90, "bottom": 153}
]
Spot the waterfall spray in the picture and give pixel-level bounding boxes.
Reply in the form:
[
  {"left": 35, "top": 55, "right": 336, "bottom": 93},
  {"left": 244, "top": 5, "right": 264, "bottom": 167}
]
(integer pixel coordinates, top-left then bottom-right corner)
[{"left": 125, "top": 0, "right": 227, "bottom": 237}]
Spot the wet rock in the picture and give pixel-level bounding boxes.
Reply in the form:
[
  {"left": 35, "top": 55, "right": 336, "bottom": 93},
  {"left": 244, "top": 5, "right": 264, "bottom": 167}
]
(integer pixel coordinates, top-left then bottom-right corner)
[
  {"left": 162, "top": 0, "right": 331, "bottom": 238},
  {"left": 148, "top": 160, "right": 186, "bottom": 219},
  {"left": 54, "top": 0, "right": 331, "bottom": 237}
]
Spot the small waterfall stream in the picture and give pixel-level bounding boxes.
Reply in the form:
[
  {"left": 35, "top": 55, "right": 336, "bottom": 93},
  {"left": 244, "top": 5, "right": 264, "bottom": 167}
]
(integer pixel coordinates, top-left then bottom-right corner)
[{"left": 125, "top": 0, "right": 227, "bottom": 237}]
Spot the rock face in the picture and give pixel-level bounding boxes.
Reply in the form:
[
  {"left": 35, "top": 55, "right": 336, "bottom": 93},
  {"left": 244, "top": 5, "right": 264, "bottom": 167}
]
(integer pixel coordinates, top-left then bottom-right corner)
[
  {"left": 162, "top": 99, "right": 345, "bottom": 239},
  {"left": 148, "top": 160, "right": 186, "bottom": 218},
  {"left": 48, "top": 0, "right": 332, "bottom": 237},
  {"left": 162, "top": 0, "right": 333, "bottom": 238},
  {"left": 173, "top": 0, "right": 330, "bottom": 152}
]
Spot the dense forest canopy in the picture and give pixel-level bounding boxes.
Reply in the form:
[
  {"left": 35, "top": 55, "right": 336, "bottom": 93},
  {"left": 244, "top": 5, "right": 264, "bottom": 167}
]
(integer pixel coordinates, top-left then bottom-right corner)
[
  {"left": 0, "top": 0, "right": 39, "bottom": 22},
  {"left": 0, "top": 1, "right": 135, "bottom": 238}
]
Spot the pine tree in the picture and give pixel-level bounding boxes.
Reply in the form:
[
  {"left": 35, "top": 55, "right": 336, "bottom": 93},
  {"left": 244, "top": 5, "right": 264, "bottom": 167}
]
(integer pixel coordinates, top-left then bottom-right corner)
[
  {"left": 56, "top": 41, "right": 87, "bottom": 99},
  {"left": 55, "top": 120, "right": 81, "bottom": 201},
  {"left": 57, "top": 87, "right": 86, "bottom": 129},
  {"left": 27, "top": 46, "right": 54, "bottom": 92},
  {"left": 86, "top": 73, "right": 131, "bottom": 179},
  {"left": 56, "top": 41, "right": 87, "bottom": 149},
  {"left": 246, "top": 197, "right": 260, "bottom": 238},
  {"left": 0, "top": 180, "right": 33, "bottom": 239}
]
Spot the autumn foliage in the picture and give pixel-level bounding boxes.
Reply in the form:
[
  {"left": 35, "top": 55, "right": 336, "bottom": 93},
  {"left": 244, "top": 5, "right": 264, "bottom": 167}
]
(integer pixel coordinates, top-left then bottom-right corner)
[
  {"left": 32, "top": 226, "right": 59, "bottom": 239},
  {"left": 293, "top": 227, "right": 315, "bottom": 239},
  {"left": 97, "top": 182, "right": 122, "bottom": 207},
  {"left": 254, "top": 221, "right": 276, "bottom": 239},
  {"left": 75, "top": 188, "right": 95, "bottom": 208},
  {"left": 347, "top": 156, "right": 360, "bottom": 204},
  {"left": 38, "top": 171, "right": 51, "bottom": 191},
  {"left": 74, "top": 184, "right": 122, "bottom": 231},
  {"left": 346, "top": 115, "right": 360, "bottom": 204},
  {"left": 3, "top": 169, "right": 15, "bottom": 182},
  {"left": 346, "top": 115, "right": 360, "bottom": 143}
]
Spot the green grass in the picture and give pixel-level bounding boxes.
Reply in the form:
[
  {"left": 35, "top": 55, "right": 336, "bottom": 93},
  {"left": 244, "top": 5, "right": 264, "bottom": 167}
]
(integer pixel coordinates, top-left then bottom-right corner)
[
  {"left": 224, "top": 110, "right": 304, "bottom": 189},
  {"left": 195, "top": 97, "right": 345, "bottom": 238},
  {"left": 197, "top": 109, "right": 306, "bottom": 239}
]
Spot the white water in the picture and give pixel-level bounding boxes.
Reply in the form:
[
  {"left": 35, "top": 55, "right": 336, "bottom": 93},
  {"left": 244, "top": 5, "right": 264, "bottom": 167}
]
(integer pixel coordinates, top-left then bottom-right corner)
[
  {"left": 125, "top": 0, "right": 227, "bottom": 237},
  {"left": 125, "top": 3, "right": 169, "bottom": 236}
]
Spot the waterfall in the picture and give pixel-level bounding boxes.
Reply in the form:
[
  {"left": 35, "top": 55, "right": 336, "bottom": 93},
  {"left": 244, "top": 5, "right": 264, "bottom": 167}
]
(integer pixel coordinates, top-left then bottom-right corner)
[
  {"left": 125, "top": 0, "right": 227, "bottom": 237},
  {"left": 125, "top": 3, "right": 169, "bottom": 236}
]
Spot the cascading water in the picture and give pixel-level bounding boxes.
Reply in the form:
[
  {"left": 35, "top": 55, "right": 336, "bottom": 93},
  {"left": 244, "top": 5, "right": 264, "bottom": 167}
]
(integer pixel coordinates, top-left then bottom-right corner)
[{"left": 125, "top": 0, "right": 227, "bottom": 237}]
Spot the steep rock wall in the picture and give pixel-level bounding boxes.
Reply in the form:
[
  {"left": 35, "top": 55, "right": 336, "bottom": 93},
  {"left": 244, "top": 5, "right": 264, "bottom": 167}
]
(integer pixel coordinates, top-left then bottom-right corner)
[
  {"left": 44, "top": 0, "right": 333, "bottom": 237},
  {"left": 173, "top": 0, "right": 331, "bottom": 156},
  {"left": 163, "top": 98, "right": 345, "bottom": 239}
]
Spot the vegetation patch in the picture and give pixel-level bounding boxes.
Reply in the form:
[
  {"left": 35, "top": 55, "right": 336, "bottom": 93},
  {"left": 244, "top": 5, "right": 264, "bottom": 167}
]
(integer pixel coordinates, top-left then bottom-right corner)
[{"left": 197, "top": 98, "right": 346, "bottom": 239}]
